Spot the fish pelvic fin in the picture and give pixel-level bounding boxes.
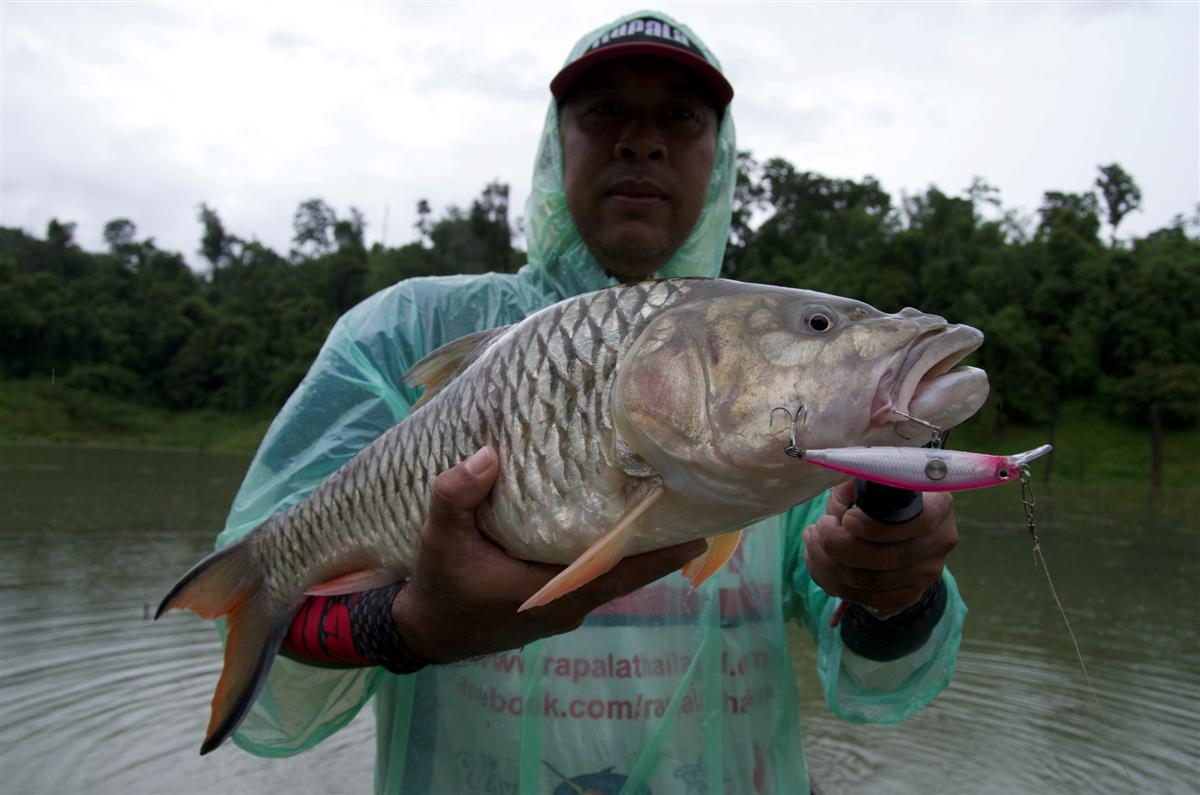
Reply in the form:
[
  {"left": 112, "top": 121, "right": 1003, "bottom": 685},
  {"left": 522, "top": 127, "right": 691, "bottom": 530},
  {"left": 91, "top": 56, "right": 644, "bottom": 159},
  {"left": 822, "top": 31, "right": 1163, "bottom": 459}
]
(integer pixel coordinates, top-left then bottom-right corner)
[
  {"left": 156, "top": 537, "right": 286, "bottom": 755},
  {"left": 518, "top": 482, "right": 666, "bottom": 612},
  {"left": 305, "top": 567, "right": 400, "bottom": 596},
  {"left": 681, "top": 528, "right": 744, "bottom": 590}
]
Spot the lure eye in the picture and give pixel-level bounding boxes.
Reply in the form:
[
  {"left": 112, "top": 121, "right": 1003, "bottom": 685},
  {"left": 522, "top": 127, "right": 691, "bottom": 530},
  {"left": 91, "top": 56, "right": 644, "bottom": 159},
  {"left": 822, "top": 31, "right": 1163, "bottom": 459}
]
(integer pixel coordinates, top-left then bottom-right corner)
[
  {"left": 998, "top": 467, "right": 1010, "bottom": 480},
  {"left": 805, "top": 308, "right": 834, "bottom": 333}
]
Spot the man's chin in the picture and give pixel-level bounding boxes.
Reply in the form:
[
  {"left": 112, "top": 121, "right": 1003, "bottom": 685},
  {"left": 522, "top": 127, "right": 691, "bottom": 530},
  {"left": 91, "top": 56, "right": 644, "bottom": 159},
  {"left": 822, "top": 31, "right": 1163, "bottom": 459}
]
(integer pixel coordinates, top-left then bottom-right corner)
[{"left": 591, "top": 232, "right": 675, "bottom": 282}]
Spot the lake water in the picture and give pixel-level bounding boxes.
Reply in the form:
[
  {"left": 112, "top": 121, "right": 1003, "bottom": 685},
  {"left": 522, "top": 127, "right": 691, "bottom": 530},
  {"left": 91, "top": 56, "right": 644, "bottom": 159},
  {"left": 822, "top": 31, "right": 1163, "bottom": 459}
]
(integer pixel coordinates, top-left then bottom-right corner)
[{"left": 1, "top": 443, "right": 1196, "bottom": 794}]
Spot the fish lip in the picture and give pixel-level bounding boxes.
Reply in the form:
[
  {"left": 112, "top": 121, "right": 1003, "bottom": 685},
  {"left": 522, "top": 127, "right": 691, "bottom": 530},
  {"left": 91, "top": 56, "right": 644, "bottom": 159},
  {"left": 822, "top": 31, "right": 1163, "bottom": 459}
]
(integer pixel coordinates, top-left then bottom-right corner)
[
  {"left": 869, "top": 325, "right": 983, "bottom": 426},
  {"left": 604, "top": 177, "right": 669, "bottom": 199}
]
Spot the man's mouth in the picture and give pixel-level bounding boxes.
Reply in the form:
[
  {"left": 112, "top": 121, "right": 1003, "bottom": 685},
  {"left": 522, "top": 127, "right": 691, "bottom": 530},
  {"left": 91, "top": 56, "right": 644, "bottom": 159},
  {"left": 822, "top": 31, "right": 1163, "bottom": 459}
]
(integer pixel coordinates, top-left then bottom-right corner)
[{"left": 605, "top": 179, "right": 669, "bottom": 206}]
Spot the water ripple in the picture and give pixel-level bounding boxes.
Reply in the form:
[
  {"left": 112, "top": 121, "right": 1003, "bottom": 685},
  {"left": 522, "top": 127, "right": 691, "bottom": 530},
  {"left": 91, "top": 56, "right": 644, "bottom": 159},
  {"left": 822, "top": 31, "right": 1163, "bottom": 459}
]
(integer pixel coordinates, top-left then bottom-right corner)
[{"left": 3, "top": 445, "right": 1198, "bottom": 794}]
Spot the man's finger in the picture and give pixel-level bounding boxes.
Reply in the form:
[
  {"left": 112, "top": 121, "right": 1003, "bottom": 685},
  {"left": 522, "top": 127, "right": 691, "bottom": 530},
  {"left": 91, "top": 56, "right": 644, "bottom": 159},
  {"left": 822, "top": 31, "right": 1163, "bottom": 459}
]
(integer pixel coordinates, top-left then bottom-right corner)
[
  {"left": 840, "top": 505, "right": 928, "bottom": 542},
  {"left": 825, "top": 480, "right": 854, "bottom": 521},
  {"left": 426, "top": 446, "right": 499, "bottom": 533}
]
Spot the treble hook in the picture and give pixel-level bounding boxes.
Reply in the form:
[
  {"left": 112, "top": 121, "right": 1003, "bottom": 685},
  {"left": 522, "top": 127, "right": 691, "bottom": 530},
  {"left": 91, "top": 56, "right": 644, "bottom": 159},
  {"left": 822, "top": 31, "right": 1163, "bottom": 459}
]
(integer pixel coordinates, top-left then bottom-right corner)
[{"left": 770, "top": 405, "right": 807, "bottom": 458}]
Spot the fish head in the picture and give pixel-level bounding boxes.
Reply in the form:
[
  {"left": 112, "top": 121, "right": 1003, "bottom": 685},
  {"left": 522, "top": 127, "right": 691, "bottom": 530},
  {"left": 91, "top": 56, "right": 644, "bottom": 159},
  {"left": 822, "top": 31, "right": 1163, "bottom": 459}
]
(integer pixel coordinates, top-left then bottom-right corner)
[{"left": 614, "top": 281, "right": 989, "bottom": 507}]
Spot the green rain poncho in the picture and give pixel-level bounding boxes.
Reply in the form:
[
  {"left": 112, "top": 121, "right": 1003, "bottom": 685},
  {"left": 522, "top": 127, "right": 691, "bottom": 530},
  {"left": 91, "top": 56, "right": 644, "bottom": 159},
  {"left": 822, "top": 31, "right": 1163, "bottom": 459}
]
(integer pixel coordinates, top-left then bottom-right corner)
[{"left": 216, "top": 10, "right": 967, "bottom": 794}]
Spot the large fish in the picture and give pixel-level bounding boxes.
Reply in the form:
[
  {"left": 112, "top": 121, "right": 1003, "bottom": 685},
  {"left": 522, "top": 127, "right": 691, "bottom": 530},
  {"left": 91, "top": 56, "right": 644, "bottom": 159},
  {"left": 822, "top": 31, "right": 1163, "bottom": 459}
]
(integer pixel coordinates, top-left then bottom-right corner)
[{"left": 158, "top": 278, "right": 989, "bottom": 753}]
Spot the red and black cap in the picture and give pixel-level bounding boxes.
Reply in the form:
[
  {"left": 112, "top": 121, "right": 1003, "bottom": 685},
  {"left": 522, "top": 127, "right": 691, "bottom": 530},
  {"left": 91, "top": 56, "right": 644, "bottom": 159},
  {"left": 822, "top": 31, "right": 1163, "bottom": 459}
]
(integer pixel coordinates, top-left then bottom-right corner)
[{"left": 551, "top": 15, "right": 734, "bottom": 109}]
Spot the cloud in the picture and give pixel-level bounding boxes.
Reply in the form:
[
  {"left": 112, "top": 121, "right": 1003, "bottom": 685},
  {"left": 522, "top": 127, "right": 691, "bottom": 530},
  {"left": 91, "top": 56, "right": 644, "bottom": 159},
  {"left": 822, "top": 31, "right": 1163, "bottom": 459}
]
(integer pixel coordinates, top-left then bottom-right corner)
[{"left": 2, "top": 1, "right": 1195, "bottom": 264}]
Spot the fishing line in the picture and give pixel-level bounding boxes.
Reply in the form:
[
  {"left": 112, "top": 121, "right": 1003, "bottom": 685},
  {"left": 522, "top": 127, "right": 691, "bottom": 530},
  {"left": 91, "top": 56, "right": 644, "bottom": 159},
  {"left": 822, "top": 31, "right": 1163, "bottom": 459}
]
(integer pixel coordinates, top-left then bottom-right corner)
[{"left": 1019, "top": 466, "right": 1139, "bottom": 794}]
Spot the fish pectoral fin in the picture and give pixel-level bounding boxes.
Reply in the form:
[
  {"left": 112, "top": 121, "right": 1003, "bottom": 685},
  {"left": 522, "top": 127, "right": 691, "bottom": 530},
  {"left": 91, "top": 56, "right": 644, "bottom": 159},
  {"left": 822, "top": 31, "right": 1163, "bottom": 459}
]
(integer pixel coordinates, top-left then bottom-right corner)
[
  {"left": 518, "top": 483, "right": 666, "bottom": 613},
  {"left": 404, "top": 325, "right": 512, "bottom": 410},
  {"left": 305, "top": 568, "right": 401, "bottom": 596},
  {"left": 681, "top": 528, "right": 744, "bottom": 590}
]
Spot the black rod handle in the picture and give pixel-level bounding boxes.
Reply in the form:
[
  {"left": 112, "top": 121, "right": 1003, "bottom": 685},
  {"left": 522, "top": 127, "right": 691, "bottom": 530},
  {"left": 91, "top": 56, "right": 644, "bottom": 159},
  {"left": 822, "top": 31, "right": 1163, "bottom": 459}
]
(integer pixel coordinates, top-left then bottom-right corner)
[{"left": 852, "top": 478, "right": 923, "bottom": 525}]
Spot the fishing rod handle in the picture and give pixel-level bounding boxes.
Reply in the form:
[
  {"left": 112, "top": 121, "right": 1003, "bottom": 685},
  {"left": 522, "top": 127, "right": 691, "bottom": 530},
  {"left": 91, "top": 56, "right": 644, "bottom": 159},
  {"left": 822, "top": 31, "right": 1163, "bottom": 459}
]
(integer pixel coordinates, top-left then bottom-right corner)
[{"left": 852, "top": 478, "right": 924, "bottom": 525}]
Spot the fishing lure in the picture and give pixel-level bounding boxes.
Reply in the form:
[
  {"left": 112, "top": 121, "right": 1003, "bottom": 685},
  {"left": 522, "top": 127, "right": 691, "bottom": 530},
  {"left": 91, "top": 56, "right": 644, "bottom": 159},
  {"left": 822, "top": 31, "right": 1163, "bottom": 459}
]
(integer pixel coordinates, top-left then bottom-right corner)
[{"left": 799, "top": 443, "right": 1053, "bottom": 492}]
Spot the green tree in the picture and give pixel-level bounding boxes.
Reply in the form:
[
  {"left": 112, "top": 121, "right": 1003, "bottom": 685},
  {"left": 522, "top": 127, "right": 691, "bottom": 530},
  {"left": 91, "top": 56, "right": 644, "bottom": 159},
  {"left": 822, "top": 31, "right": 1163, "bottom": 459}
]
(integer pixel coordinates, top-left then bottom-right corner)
[
  {"left": 103, "top": 218, "right": 138, "bottom": 253},
  {"left": 468, "top": 180, "right": 514, "bottom": 273},
  {"left": 327, "top": 207, "right": 369, "bottom": 313},
  {"left": 425, "top": 181, "right": 515, "bottom": 275},
  {"left": 333, "top": 207, "right": 366, "bottom": 252},
  {"left": 414, "top": 199, "right": 433, "bottom": 246},
  {"left": 723, "top": 151, "right": 767, "bottom": 274},
  {"left": 730, "top": 160, "right": 892, "bottom": 294},
  {"left": 47, "top": 219, "right": 77, "bottom": 251},
  {"left": 1100, "top": 221, "right": 1200, "bottom": 490},
  {"left": 1095, "top": 163, "right": 1142, "bottom": 246},
  {"left": 198, "top": 203, "right": 235, "bottom": 267},
  {"left": 291, "top": 198, "right": 337, "bottom": 259}
]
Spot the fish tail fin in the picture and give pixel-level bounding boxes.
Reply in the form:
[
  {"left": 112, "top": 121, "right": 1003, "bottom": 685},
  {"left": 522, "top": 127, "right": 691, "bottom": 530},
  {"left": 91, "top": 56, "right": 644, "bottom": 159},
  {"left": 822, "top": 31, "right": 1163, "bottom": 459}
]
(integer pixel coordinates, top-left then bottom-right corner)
[
  {"left": 157, "top": 538, "right": 287, "bottom": 755},
  {"left": 200, "top": 590, "right": 288, "bottom": 754}
]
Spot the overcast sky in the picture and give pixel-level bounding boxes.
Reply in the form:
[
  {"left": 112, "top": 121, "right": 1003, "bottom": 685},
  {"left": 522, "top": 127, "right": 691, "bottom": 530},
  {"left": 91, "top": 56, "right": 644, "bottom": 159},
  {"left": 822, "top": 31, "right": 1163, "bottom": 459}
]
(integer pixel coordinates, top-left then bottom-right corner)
[{"left": 3, "top": 1, "right": 1197, "bottom": 267}]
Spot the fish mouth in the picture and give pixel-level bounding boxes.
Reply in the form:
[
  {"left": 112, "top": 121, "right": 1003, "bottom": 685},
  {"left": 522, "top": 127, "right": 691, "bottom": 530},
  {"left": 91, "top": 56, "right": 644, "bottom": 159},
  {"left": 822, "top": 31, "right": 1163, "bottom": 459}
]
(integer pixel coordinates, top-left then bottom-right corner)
[{"left": 869, "top": 324, "right": 987, "bottom": 429}]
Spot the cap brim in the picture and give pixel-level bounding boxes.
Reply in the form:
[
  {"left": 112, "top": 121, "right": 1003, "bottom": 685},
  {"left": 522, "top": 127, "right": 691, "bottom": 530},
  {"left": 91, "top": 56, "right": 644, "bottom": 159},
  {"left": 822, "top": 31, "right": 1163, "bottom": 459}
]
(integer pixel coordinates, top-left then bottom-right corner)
[{"left": 550, "top": 42, "right": 734, "bottom": 108}]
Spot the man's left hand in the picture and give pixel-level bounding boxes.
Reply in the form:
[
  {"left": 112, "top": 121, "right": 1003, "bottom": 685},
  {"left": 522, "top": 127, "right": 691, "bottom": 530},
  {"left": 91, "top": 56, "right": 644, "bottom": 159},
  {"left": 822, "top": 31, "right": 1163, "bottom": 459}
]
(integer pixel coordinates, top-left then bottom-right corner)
[{"left": 803, "top": 480, "right": 958, "bottom": 618}]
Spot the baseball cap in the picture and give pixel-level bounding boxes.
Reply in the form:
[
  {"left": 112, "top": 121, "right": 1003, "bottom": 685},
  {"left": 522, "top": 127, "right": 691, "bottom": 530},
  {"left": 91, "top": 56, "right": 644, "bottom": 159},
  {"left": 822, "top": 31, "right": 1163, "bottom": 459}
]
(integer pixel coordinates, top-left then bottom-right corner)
[{"left": 550, "top": 13, "right": 734, "bottom": 109}]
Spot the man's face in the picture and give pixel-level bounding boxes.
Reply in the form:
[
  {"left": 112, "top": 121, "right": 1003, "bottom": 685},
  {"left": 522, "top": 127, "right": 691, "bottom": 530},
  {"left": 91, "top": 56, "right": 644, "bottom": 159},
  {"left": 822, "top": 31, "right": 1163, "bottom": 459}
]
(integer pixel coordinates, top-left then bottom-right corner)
[{"left": 559, "top": 56, "right": 719, "bottom": 282}]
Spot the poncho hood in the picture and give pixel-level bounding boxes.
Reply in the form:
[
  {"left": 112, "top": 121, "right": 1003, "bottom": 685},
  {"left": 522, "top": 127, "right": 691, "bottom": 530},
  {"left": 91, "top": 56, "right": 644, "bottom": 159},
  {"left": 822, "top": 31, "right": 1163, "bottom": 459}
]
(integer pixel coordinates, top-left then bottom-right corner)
[{"left": 520, "top": 9, "right": 738, "bottom": 299}]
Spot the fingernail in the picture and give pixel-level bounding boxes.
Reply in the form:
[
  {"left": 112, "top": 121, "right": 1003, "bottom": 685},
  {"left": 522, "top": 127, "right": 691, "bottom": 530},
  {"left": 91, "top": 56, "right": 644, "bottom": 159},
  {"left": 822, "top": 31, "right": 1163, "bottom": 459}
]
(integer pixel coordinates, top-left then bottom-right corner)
[{"left": 464, "top": 446, "right": 491, "bottom": 475}]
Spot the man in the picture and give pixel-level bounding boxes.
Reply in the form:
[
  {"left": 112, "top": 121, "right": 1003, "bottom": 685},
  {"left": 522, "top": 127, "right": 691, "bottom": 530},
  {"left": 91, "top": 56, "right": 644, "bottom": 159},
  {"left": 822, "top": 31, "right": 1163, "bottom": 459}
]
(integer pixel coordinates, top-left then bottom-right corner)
[{"left": 217, "top": 11, "right": 965, "bottom": 793}]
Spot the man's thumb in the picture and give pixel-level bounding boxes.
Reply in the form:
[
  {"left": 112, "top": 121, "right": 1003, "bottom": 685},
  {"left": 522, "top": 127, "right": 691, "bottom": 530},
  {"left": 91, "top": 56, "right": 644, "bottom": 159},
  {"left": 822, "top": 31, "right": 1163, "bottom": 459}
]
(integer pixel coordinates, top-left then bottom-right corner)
[{"left": 427, "top": 446, "right": 498, "bottom": 529}]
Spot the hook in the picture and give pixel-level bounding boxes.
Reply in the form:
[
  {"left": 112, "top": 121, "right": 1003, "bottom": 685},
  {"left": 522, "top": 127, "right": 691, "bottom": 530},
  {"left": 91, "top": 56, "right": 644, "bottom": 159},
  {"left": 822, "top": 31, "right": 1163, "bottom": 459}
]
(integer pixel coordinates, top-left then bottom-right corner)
[
  {"left": 891, "top": 408, "right": 944, "bottom": 447},
  {"left": 770, "top": 405, "right": 807, "bottom": 458}
]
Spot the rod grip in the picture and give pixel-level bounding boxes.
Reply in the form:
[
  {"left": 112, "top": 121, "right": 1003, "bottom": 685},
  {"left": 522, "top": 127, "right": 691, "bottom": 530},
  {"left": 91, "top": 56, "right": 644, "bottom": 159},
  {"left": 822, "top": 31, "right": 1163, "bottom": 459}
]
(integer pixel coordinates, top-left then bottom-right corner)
[{"left": 852, "top": 478, "right": 924, "bottom": 525}]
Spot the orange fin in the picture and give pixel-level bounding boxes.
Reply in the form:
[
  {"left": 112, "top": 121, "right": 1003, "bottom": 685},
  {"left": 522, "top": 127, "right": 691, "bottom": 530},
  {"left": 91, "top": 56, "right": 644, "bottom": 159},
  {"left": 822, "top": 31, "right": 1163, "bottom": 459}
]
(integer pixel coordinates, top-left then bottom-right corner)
[
  {"left": 156, "top": 537, "right": 287, "bottom": 755},
  {"left": 681, "top": 528, "right": 744, "bottom": 590},
  {"left": 518, "top": 483, "right": 665, "bottom": 612},
  {"left": 201, "top": 591, "right": 289, "bottom": 754},
  {"left": 305, "top": 568, "right": 399, "bottom": 596},
  {"left": 157, "top": 537, "right": 257, "bottom": 621}
]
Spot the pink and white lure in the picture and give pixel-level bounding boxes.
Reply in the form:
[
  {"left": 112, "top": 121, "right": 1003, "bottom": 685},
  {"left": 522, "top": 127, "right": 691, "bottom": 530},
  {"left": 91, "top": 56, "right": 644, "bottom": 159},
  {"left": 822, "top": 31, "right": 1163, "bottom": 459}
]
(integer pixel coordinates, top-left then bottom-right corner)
[{"left": 800, "top": 444, "right": 1053, "bottom": 492}]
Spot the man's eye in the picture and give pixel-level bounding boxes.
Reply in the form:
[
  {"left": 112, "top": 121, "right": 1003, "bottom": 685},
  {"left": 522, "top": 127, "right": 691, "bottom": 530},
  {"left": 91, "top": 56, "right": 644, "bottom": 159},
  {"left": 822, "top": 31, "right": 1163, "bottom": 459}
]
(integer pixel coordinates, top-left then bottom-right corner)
[
  {"left": 590, "top": 102, "right": 621, "bottom": 115},
  {"left": 666, "top": 106, "right": 700, "bottom": 123}
]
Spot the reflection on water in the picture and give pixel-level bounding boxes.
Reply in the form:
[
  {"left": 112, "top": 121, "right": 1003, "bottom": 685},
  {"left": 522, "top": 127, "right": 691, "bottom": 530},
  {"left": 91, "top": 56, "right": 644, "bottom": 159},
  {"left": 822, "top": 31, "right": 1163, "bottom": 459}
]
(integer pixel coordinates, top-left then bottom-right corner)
[
  {"left": 795, "top": 483, "right": 1200, "bottom": 794},
  {"left": 0, "top": 445, "right": 374, "bottom": 794},
  {"left": 1, "top": 444, "right": 1197, "bottom": 794}
]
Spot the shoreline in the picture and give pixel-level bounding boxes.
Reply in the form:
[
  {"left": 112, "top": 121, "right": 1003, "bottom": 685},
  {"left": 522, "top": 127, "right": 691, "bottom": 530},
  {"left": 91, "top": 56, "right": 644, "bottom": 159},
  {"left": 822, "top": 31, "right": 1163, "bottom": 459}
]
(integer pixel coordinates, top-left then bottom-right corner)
[{"left": 3, "top": 380, "right": 1196, "bottom": 487}]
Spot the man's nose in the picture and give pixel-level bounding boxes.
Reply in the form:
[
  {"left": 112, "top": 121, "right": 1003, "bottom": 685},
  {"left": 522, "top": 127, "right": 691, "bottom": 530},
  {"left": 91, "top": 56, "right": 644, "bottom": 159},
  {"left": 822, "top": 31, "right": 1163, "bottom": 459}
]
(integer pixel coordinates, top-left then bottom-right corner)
[{"left": 614, "top": 116, "right": 666, "bottom": 161}]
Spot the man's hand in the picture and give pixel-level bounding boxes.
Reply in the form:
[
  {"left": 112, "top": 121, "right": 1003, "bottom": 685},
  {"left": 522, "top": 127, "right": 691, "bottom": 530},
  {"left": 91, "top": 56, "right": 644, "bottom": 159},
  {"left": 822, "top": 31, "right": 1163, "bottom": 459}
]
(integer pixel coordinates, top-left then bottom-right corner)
[
  {"left": 802, "top": 480, "right": 958, "bottom": 618},
  {"left": 392, "top": 447, "right": 706, "bottom": 663}
]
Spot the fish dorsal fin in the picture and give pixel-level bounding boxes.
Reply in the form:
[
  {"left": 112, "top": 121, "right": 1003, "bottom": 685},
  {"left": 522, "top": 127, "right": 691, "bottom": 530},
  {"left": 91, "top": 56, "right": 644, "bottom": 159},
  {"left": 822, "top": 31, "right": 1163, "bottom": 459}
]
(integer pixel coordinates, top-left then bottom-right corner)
[
  {"left": 404, "top": 326, "right": 511, "bottom": 410},
  {"left": 681, "top": 528, "right": 744, "bottom": 590},
  {"left": 518, "top": 481, "right": 666, "bottom": 612}
]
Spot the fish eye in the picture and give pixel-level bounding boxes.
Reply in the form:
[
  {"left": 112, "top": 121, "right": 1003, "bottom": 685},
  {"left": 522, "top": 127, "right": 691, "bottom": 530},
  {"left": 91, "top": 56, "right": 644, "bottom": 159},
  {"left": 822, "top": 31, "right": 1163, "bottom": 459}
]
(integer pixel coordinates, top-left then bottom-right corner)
[
  {"left": 998, "top": 467, "right": 1010, "bottom": 480},
  {"left": 804, "top": 308, "right": 835, "bottom": 333}
]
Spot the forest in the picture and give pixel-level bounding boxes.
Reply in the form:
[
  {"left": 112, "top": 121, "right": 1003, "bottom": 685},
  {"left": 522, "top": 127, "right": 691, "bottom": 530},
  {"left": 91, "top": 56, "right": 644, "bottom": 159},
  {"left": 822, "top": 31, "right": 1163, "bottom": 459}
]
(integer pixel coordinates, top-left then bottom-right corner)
[{"left": 1, "top": 156, "right": 1196, "bottom": 485}]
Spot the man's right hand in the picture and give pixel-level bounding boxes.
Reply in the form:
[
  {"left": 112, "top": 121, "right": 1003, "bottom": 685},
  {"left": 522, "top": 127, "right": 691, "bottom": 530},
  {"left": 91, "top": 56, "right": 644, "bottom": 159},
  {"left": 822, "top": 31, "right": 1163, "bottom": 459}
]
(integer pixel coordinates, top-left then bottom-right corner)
[{"left": 391, "top": 446, "right": 705, "bottom": 664}]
